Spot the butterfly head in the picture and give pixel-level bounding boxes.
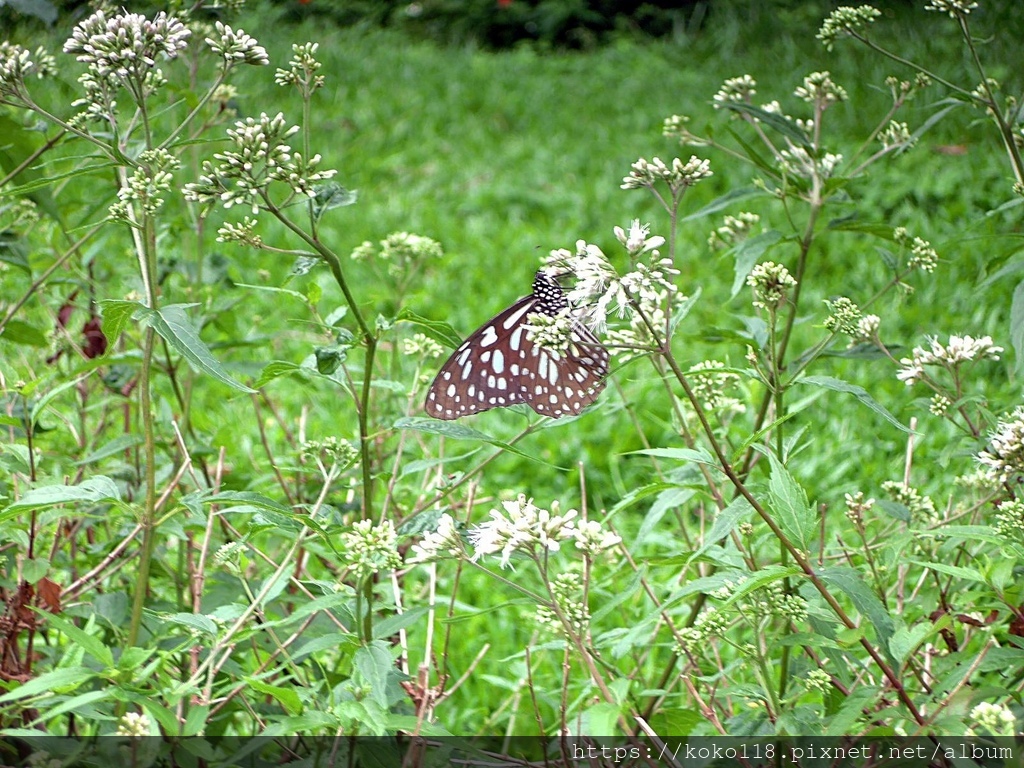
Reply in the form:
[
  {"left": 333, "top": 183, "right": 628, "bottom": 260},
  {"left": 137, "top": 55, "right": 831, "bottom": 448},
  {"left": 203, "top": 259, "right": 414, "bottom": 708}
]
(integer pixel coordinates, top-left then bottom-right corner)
[{"left": 532, "top": 269, "right": 570, "bottom": 317}]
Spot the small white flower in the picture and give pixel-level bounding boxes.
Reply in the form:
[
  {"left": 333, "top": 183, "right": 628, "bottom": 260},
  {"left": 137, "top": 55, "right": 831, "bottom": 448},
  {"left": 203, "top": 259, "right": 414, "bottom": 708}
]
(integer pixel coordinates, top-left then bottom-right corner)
[
  {"left": 978, "top": 407, "right": 1024, "bottom": 483},
  {"left": 408, "top": 513, "right": 465, "bottom": 563},
  {"left": 116, "top": 711, "right": 151, "bottom": 737},
  {"left": 925, "top": 0, "right": 979, "bottom": 18},
  {"left": 573, "top": 519, "right": 621, "bottom": 556},
  {"left": 468, "top": 495, "right": 578, "bottom": 569}
]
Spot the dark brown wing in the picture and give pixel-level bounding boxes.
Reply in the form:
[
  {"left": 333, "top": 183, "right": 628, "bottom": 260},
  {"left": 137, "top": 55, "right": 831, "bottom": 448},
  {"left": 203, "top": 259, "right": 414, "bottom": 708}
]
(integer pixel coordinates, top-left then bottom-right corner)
[
  {"left": 424, "top": 295, "right": 537, "bottom": 420},
  {"left": 424, "top": 281, "right": 609, "bottom": 420}
]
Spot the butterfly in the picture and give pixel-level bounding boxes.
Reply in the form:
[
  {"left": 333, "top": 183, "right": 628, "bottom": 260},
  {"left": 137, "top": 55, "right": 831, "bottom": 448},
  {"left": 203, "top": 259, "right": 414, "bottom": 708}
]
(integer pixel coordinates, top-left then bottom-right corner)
[{"left": 424, "top": 270, "right": 609, "bottom": 420}]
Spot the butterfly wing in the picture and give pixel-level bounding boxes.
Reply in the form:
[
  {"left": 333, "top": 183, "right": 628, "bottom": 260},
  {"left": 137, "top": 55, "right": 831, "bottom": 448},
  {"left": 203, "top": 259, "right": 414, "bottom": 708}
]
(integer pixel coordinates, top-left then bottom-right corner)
[
  {"left": 518, "top": 321, "right": 609, "bottom": 418},
  {"left": 424, "top": 295, "right": 538, "bottom": 420},
  {"left": 424, "top": 271, "right": 609, "bottom": 420}
]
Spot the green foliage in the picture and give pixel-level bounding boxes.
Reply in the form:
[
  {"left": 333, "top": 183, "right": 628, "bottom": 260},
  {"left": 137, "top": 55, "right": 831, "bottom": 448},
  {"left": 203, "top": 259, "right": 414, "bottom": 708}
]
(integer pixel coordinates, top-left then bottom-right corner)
[{"left": 0, "top": 0, "right": 1022, "bottom": 746}]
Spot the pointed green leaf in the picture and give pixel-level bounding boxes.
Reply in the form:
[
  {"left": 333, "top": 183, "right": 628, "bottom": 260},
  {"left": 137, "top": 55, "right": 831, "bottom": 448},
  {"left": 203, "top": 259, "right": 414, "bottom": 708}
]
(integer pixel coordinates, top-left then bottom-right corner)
[
  {"left": 729, "top": 230, "right": 783, "bottom": 298},
  {"left": 799, "top": 375, "right": 910, "bottom": 432},
  {"left": 0, "top": 667, "right": 95, "bottom": 703},
  {"left": 394, "top": 417, "right": 557, "bottom": 466},
  {"left": 43, "top": 613, "right": 114, "bottom": 668},
  {"left": 818, "top": 566, "right": 896, "bottom": 665},
  {"left": 99, "top": 299, "right": 140, "bottom": 348},
  {"left": 767, "top": 453, "right": 815, "bottom": 551},
  {"left": 5, "top": 476, "right": 121, "bottom": 512},
  {"left": 354, "top": 641, "right": 393, "bottom": 709},
  {"left": 135, "top": 304, "right": 255, "bottom": 393},
  {"left": 679, "top": 186, "right": 764, "bottom": 222},
  {"left": 0, "top": 320, "right": 48, "bottom": 347},
  {"left": 687, "top": 497, "right": 754, "bottom": 567},
  {"left": 395, "top": 308, "right": 463, "bottom": 349},
  {"left": 247, "top": 678, "right": 303, "bottom": 716}
]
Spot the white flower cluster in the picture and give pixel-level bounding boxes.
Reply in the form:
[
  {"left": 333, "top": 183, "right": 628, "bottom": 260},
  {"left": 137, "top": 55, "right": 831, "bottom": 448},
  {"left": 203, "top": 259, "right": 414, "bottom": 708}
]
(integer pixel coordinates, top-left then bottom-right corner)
[
  {"left": 747, "top": 261, "right": 797, "bottom": 310},
  {"left": 994, "top": 500, "right": 1024, "bottom": 543},
  {"left": 411, "top": 496, "right": 619, "bottom": 569},
  {"left": 620, "top": 156, "right": 713, "bottom": 193},
  {"left": 778, "top": 147, "right": 843, "bottom": 180},
  {"left": 969, "top": 701, "right": 1016, "bottom": 736},
  {"left": 64, "top": 10, "right": 190, "bottom": 79},
  {"left": 896, "top": 334, "right": 1002, "bottom": 385},
  {"left": 110, "top": 147, "right": 180, "bottom": 220},
  {"left": 713, "top": 75, "right": 757, "bottom": 107},
  {"left": 545, "top": 222, "right": 678, "bottom": 337},
  {"left": 979, "top": 407, "right": 1024, "bottom": 484},
  {"left": 408, "top": 513, "right": 465, "bottom": 563},
  {"left": 843, "top": 491, "right": 875, "bottom": 524},
  {"left": 217, "top": 217, "right": 262, "bottom": 248},
  {"left": 183, "top": 112, "right": 336, "bottom": 213},
  {"left": 879, "top": 120, "right": 915, "bottom": 150},
  {"left": 205, "top": 21, "right": 268, "bottom": 66},
  {"left": 817, "top": 6, "right": 882, "bottom": 50},
  {"left": 925, "top": 0, "right": 979, "bottom": 18},
  {"left": 340, "top": 519, "right": 401, "bottom": 576},
  {"left": 662, "top": 113, "right": 708, "bottom": 146},
  {"left": 708, "top": 212, "right": 760, "bottom": 250},
  {"left": 523, "top": 308, "right": 574, "bottom": 355},
  {"left": 823, "top": 297, "right": 861, "bottom": 335},
  {"left": 794, "top": 71, "right": 847, "bottom": 107},
  {"left": 536, "top": 571, "right": 589, "bottom": 636},
  {"left": 881, "top": 481, "right": 937, "bottom": 521},
  {"left": 856, "top": 314, "right": 880, "bottom": 342},
  {"left": 402, "top": 333, "right": 443, "bottom": 358},
  {"left": 687, "top": 360, "right": 743, "bottom": 413},
  {"left": 275, "top": 42, "right": 324, "bottom": 90},
  {"left": 115, "top": 711, "right": 151, "bottom": 737}
]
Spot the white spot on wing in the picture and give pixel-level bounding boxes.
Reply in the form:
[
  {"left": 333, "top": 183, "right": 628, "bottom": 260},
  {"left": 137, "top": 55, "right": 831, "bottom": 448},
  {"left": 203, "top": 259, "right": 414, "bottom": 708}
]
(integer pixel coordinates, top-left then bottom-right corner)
[
  {"left": 480, "top": 326, "right": 498, "bottom": 347},
  {"left": 509, "top": 327, "right": 524, "bottom": 351},
  {"left": 502, "top": 303, "right": 533, "bottom": 330}
]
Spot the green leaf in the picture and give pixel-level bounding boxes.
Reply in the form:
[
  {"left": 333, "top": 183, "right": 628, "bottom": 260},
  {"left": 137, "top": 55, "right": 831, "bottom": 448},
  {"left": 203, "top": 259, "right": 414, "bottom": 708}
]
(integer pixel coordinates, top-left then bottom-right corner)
[
  {"left": 395, "top": 308, "right": 463, "bottom": 349},
  {"left": 799, "top": 375, "right": 910, "bottom": 433},
  {"left": 372, "top": 606, "right": 430, "bottom": 640},
  {"left": 719, "top": 565, "right": 804, "bottom": 608},
  {"left": 915, "top": 525, "right": 1005, "bottom": 546},
  {"left": 818, "top": 566, "right": 896, "bottom": 664},
  {"left": 163, "top": 612, "right": 219, "bottom": 636},
  {"left": 0, "top": 667, "right": 95, "bottom": 703},
  {"left": 22, "top": 557, "right": 48, "bottom": 583},
  {"left": 729, "top": 230, "right": 783, "bottom": 298},
  {"left": 679, "top": 186, "right": 764, "bottom": 222},
  {"left": 394, "top": 417, "right": 558, "bottom": 466},
  {"left": 313, "top": 182, "right": 358, "bottom": 221},
  {"left": 247, "top": 677, "right": 303, "bottom": 716},
  {"left": 43, "top": 613, "right": 114, "bottom": 668},
  {"left": 0, "top": 319, "right": 48, "bottom": 347},
  {"left": 632, "top": 447, "right": 716, "bottom": 466},
  {"left": 26, "top": 690, "right": 109, "bottom": 727},
  {"left": 888, "top": 622, "right": 938, "bottom": 668},
  {"left": 5, "top": 476, "right": 122, "bottom": 512},
  {"left": 767, "top": 453, "right": 815, "bottom": 551},
  {"left": 353, "top": 641, "right": 393, "bottom": 709},
  {"left": 647, "top": 709, "right": 704, "bottom": 738},
  {"left": 253, "top": 360, "right": 305, "bottom": 389},
  {"left": 907, "top": 560, "right": 986, "bottom": 584},
  {"left": 134, "top": 304, "right": 255, "bottom": 393},
  {"left": 722, "top": 102, "right": 813, "bottom": 148},
  {"left": 75, "top": 435, "right": 144, "bottom": 465},
  {"left": 99, "top": 299, "right": 140, "bottom": 348},
  {"left": 581, "top": 701, "right": 621, "bottom": 735}
]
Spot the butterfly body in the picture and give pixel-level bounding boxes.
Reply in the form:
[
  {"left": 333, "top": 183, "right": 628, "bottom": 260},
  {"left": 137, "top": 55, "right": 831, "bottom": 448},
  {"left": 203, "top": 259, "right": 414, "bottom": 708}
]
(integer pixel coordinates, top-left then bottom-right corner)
[{"left": 425, "top": 270, "right": 608, "bottom": 420}]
